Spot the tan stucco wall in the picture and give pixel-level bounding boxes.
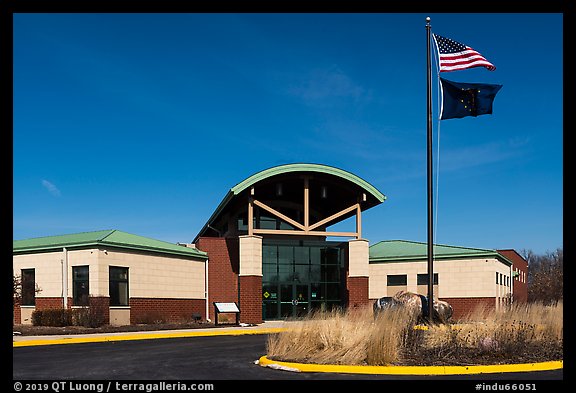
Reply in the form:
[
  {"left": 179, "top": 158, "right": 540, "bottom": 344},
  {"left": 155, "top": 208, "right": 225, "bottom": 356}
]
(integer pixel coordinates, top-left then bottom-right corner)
[
  {"left": 98, "top": 249, "right": 206, "bottom": 299},
  {"left": 348, "top": 239, "right": 369, "bottom": 277},
  {"left": 13, "top": 249, "right": 98, "bottom": 299},
  {"left": 14, "top": 247, "right": 207, "bottom": 301},
  {"left": 369, "top": 257, "right": 512, "bottom": 300},
  {"left": 20, "top": 307, "right": 35, "bottom": 325},
  {"left": 109, "top": 308, "right": 130, "bottom": 326},
  {"left": 239, "top": 235, "right": 262, "bottom": 276}
]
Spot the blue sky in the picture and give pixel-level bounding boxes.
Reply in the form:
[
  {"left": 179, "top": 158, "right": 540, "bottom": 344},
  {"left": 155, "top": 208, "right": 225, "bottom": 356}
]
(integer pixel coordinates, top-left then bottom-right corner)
[{"left": 13, "top": 13, "right": 563, "bottom": 255}]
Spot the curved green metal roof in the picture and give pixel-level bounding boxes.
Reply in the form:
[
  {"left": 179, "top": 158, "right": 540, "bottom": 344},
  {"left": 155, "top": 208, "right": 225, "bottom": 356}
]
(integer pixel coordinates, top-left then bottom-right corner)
[
  {"left": 231, "top": 163, "right": 386, "bottom": 202},
  {"left": 194, "top": 163, "right": 386, "bottom": 241}
]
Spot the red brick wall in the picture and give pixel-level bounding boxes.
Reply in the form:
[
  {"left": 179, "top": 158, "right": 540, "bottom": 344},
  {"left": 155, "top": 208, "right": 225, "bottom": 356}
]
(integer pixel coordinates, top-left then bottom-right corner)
[
  {"left": 36, "top": 297, "right": 66, "bottom": 310},
  {"left": 239, "top": 275, "right": 262, "bottom": 324},
  {"left": 441, "top": 297, "right": 495, "bottom": 321},
  {"left": 130, "top": 298, "right": 205, "bottom": 324},
  {"left": 346, "top": 276, "right": 369, "bottom": 309},
  {"left": 196, "top": 237, "right": 239, "bottom": 321},
  {"left": 497, "top": 249, "right": 528, "bottom": 303},
  {"left": 13, "top": 298, "right": 21, "bottom": 324},
  {"left": 89, "top": 296, "right": 110, "bottom": 325}
]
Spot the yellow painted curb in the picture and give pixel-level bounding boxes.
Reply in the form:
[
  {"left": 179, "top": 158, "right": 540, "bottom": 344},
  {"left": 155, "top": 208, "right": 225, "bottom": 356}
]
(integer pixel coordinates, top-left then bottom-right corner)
[
  {"left": 13, "top": 328, "right": 287, "bottom": 348},
  {"left": 258, "top": 355, "right": 563, "bottom": 375}
]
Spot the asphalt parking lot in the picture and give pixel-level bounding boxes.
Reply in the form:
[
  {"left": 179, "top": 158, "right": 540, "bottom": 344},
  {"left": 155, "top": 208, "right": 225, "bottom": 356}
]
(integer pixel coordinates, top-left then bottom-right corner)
[{"left": 13, "top": 334, "right": 563, "bottom": 381}]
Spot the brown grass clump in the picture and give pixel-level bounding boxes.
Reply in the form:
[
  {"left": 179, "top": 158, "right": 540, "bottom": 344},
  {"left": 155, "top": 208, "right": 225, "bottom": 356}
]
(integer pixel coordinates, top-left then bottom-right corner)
[
  {"left": 266, "top": 305, "right": 416, "bottom": 365},
  {"left": 421, "top": 302, "right": 563, "bottom": 364},
  {"left": 267, "top": 302, "right": 562, "bottom": 366}
]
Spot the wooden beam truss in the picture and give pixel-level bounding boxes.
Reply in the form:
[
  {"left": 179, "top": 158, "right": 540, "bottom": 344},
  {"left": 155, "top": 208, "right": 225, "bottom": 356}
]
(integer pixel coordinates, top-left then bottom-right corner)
[{"left": 247, "top": 178, "right": 363, "bottom": 238}]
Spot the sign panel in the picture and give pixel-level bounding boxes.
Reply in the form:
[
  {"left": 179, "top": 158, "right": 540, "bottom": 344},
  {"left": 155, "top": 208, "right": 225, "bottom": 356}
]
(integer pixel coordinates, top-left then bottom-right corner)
[{"left": 214, "top": 302, "right": 240, "bottom": 313}]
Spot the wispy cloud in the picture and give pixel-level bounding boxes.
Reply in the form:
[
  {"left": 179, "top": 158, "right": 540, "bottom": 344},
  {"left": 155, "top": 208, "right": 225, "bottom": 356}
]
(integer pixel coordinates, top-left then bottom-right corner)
[
  {"left": 41, "top": 180, "right": 61, "bottom": 197},
  {"left": 286, "top": 65, "right": 371, "bottom": 108}
]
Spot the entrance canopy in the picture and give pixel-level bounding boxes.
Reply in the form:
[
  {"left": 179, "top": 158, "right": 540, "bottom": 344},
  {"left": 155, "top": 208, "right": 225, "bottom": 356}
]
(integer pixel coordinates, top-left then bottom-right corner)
[{"left": 194, "top": 163, "right": 385, "bottom": 241}]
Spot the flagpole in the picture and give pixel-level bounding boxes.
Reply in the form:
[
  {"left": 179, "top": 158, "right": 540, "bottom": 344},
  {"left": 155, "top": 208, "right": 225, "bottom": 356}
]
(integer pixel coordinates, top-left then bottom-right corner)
[{"left": 425, "top": 16, "right": 434, "bottom": 323}]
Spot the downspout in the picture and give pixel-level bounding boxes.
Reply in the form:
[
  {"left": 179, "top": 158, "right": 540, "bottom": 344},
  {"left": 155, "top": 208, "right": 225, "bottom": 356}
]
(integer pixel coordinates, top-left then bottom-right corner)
[
  {"left": 205, "top": 258, "right": 209, "bottom": 322},
  {"left": 62, "top": 247, "right": 68, "bottom": 308},
  {"left": 510, "top": 263, "right": 514, "bottom": 304}
]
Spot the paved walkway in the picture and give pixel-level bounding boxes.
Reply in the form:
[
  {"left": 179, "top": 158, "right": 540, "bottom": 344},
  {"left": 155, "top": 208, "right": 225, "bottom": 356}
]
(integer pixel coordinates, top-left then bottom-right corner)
[{"left": 13, "top": 320, "right": 289, "bottom": 347}]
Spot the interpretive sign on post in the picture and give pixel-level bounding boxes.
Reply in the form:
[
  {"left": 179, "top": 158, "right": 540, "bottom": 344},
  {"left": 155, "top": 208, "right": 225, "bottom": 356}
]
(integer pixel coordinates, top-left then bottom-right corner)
[{"left": 213, "top": 302, "right": 240, "bottom": 326}]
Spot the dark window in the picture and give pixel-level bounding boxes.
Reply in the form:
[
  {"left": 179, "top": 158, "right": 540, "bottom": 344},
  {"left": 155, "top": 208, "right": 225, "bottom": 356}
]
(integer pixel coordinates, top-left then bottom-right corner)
[
  {"left": 496, "top": 272, "right": 499, "bottom": 284},
  {"left": 387, "top": 274, "right": 407, "bottom": 286},
  {"left": 72, "top": 266, "right": 89, "bottom": 306},
  {"left": 417, "top": 273, "right": 439, "bottom": 285},
  {"left": 21, "top": 269, "right": 35, "bottom": 306},
  {"left": 109, "top": 267, "right": 129, "bottom": 306}
]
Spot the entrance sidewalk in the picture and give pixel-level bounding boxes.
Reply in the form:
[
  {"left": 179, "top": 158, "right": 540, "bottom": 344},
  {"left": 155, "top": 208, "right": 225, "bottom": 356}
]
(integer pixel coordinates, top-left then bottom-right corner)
[{"left": 13, "top": 320, "right": 289, "bottom": 347}]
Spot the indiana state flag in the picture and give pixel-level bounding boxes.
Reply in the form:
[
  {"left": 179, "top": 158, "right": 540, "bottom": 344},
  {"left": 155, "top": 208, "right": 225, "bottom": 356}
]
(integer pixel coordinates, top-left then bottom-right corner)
[{"left": 440, "top": 77, "right": 503, "bottom": 120}]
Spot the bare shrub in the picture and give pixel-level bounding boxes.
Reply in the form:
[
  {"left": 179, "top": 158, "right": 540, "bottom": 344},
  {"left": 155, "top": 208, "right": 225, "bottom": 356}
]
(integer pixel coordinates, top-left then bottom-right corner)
[{"left": 424, "top": 301, "right": 563, "bottom": 362}]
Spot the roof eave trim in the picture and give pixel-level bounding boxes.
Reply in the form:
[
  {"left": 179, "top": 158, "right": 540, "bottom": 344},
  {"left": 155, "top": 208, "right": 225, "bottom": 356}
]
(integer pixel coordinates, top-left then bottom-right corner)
[
  {"left": 231, "top": 163, "right": 385, "bottom": 202},
  {"left": 14, "top": 241, "right": 208, "bottom": 260}
]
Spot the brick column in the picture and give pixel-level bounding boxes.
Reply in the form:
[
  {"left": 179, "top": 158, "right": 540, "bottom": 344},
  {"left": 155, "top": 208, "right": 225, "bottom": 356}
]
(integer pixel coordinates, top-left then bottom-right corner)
[
  {"left": 13, "top": 298, "right": 21, "bottom": 325},
  {"left": 347, "top": 239, "right": 370, "bottom": 308},
  {"left": 239, "top": 235, "right": 263, "bottom": 324}
]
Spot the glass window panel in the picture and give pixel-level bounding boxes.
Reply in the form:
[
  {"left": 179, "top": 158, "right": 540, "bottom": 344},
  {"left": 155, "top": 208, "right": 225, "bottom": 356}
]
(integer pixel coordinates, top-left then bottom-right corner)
[
  {"left": 263, "top": 301, "right": 278, "bottom": 319},
  {"left": 322, "top": 247, "right": 340, "bottom": 265},
  {"left": 73, "top": 266, "right": 89, "bottom": 280},
  {"left": 109, "top": 266, "right": 128, "bottom": 306},
  {"left": 294, "top": 264, "right": 309, "bottom": 283},
  {"left": 322, "top": 265, "right": 340, "bottom": 282},
  {"left": 237, "top": 213, "right": 248, "bottom": 231},
  {"left": 310, "top": 247, "right": 321, "bottom": 266},
  {"left": 326, "top": 283, "right": 340, "bottom": 300},
  {"left": 72, "top": 266, "right": 90, "bottom": 306},
  {"left": 278, "top": 246, "right": 293, "bottom": 265},
  {"left": 21, "top": 269, "right": 35, "bottom": 306},
  {"left": 262, "top": 245, "right": 277, "bottom": 264},
  {"left": 417, "top": 273, "right": 438, "bottom": 285},
  {"left": 117, "top": 282, "right": 128, "bottom": 305},
  {"left": 309, "top": 265, "right": 321, "bottom": 281},
  {"left": 278, "top": 222, "right": 292, "bottom": 230},
  {"left": 259, "top": 215, "right": 277, "bottom": 230},
  {"left": 262, "top": 264, "right": 278, "bottom": 282},
  {"left": 278, "top": 264, "right": 293, "bottom": 282},
  {"left": 387, "top": 274, "right": 407, "bottom": 286},
  {"left": 294, "top": 247, "right": 309, "bottom": 264},
  {"left": 262, "top": 283, "right": 278, "bottom": 301},
  {"left": 310, "top": 283, "right": 323, "bottom": 301}
]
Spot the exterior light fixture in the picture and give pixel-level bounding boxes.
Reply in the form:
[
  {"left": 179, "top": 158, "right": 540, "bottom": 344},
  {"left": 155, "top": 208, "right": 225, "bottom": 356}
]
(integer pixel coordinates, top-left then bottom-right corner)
[
  {"left": 276, "top": 183, "right": 283, "bottom": 196},
  {"left": 321, "top": 186, "right": 328, "bottom": 199}
]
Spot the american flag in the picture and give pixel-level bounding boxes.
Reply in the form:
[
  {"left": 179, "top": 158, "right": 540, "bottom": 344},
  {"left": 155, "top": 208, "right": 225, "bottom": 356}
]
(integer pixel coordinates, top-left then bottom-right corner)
[{"left": 433, "top": 34, "right": 496, "bottom": 72}]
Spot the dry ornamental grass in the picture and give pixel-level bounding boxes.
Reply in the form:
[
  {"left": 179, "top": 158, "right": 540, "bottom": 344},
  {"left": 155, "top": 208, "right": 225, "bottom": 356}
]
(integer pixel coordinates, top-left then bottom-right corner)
[{"left": 266, "top": 302, "right": 563, "bottom": 366}]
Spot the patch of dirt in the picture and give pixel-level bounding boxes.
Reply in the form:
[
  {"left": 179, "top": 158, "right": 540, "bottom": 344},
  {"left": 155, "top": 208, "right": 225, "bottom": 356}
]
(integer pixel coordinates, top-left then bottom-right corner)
[
  {"left": 397, "top": 342, "right": 563, "bottom": 366},
  {"left": 12, "top": 322, "right": 236, "bottom": 336}
]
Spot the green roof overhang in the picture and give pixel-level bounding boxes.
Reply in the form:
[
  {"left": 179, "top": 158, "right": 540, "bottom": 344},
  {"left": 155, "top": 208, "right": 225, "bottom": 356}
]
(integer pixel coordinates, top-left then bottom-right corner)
[
  {"left": 369, "top": 240, "right": 513, "bottom": 266},
  {"left": 13, "top": 230, "right": 208, "bottom": 260}
]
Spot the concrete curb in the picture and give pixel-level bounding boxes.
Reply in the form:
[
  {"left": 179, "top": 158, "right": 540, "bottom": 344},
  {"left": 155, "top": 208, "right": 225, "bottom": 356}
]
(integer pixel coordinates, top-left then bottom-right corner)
[
  {"left": 258, "top": 355, "right": 563, "bottom": 376},
  {"left": 13, "top": 327, "right": 286, "bottom": 347}
]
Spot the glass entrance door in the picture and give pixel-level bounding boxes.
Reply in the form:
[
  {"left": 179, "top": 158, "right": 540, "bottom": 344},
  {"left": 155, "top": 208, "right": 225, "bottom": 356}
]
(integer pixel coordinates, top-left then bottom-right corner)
[
  {"left": 262, "top": 240, "right": 344, "bottom": 320},
  {"left": 278, "top": 283, "right": 309, "bottom": 318},
  {"left": 294, "top": 284, "right": 309, "bottom": 317}
]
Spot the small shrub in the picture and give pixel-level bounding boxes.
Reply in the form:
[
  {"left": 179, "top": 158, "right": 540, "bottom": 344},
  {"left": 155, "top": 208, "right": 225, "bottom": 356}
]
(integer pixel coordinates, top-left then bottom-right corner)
[
  {"left": 31, "top": 309, "right": 72, "bottom": 327},
  {"left": 134, "top": 311, "right": 166, "bottom": 325},
  {"left": 31, "top": 310, "right": 43, "bottom": 326}
]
